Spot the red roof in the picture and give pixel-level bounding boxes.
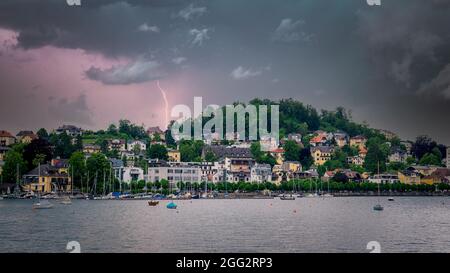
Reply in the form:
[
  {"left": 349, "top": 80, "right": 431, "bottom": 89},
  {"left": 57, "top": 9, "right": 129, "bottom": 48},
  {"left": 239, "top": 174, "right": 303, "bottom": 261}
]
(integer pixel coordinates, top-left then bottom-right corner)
[
  {"left": 0, "top": 130, "right": 14, "bottom": 138},
  {"left": 271, "top": 148, "right": 284, "bottom": 153}
]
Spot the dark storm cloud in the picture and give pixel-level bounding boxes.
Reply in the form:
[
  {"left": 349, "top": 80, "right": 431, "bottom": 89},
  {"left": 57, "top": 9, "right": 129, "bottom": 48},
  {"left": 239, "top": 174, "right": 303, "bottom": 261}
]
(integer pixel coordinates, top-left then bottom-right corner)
[
  {"left": 48, "top": 94, "right": 94, "bottom": 125},
  {"left": 0, "top": 0, "right": 449, "bottom": 143},
  {"left": 85, "top": 60, "right": 165, "bottom": 85}
]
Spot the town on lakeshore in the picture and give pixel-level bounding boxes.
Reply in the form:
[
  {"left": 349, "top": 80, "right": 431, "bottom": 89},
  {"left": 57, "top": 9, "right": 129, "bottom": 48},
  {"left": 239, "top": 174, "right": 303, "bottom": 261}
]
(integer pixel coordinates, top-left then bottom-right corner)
[{"left": 0, "top": 99, "right": 449, "bottom": 199}]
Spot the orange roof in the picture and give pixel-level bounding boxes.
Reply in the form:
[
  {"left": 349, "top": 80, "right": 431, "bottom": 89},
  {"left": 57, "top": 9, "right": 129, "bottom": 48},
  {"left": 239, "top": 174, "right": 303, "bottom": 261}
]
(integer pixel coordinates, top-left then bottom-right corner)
[
  {"left": 310, "top": 135, "right": 326, "bottom": 143},
  {"left": 271, "top": 148, "right": 284, "bottom": 153}
]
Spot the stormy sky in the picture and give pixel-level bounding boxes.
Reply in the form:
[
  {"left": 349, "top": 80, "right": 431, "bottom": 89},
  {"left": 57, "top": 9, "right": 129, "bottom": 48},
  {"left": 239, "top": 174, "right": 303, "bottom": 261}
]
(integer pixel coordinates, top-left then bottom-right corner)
[{"left": 0, "top": 0, "right": 449, "bottom": 144}]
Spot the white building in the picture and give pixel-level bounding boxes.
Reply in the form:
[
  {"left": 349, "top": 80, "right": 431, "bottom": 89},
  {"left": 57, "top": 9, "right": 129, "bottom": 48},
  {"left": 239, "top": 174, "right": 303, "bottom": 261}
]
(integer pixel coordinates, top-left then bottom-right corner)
[
  {"left": 146, "top": 161, "right": 202, "bottom": 188},
  {"left": 122, "top": 166, "right": 144, "bottom": 183},
  {"left": 368, "top": 174, "right": 400, "bottom": 184},
  {"left": 127, "top": 140, "right": 147, "bottom": 152},
  {"left": 250, "top": 164, "right": 272, "bottom": 183},
  {"left": 108, "top": 139, "right": 126, "bottom": 152},
  {"left": 389, "top": 150, "right": 408, "bottom": 163}
]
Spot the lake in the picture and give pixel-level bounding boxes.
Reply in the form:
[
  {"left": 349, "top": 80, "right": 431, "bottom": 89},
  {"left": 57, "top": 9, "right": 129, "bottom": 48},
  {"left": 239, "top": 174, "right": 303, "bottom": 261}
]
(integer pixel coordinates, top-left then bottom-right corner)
[{"left": 1, "top": 197, "right": 449, "bottom": 253}]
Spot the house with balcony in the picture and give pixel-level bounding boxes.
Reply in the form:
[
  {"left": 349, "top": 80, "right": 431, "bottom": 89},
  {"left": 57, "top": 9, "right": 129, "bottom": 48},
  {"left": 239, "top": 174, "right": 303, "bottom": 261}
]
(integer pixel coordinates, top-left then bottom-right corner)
[
  {"left": 22, "top": 164, "right": 71, "bottom": 193},
  {"left": 311, "top": 146, "right": 334, "bottom": 166},
  {"left": 0, "top": 130, "right": 16, "bottom": 146}
]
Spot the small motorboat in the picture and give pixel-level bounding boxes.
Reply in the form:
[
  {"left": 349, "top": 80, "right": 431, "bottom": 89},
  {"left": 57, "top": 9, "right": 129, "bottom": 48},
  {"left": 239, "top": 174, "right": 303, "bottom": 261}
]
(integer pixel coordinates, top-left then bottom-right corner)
[
  {"left": 166, "top": 202, "right": 177, "bottom": 209},
  {"left": 388, "top": 197, "right": 395, "bottom": 201},
  {"left": 373, "top": 204, "right": 384, "bottom": 211},
  {"left": 280, "top": 195, "right": 295, "bottom": 200},
  {"left": 33, "top": 200, "right": 54, "bottom": 209},
  {"left": 148, "top": 200, "right": 159, "bottom": 206}
]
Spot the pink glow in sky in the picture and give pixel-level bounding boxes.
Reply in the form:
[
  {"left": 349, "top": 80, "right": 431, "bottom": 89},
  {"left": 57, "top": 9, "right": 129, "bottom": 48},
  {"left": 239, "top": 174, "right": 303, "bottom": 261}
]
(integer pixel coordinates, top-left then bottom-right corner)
[{"left": 0, "top": 28, "right": 176, "bottom": 133}]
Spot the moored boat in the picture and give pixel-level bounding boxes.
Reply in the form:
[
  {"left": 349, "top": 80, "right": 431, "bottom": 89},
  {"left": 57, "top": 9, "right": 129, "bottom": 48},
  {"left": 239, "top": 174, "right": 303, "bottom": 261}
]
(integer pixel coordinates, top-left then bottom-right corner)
[
  {"left": 33, "top": 199, "right": 54, "bottom": 209},
  {"left": 280, "top": 195, "right": 295, "bottom": 200},
  {"left": 166, "top": 201, "right": 177, "bottom": 209}
]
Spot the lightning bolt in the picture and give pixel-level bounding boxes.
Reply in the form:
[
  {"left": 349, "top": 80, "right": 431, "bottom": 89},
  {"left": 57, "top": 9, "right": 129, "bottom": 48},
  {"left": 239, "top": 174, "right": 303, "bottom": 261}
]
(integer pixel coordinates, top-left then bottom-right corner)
[{"left": 156, "top": 80, "right": 169, "bottom": 128}]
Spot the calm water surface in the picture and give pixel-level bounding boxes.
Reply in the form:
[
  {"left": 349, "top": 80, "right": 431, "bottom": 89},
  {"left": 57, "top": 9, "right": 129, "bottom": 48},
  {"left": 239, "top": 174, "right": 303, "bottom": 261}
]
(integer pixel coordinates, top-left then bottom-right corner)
[{"left": 1, "top": 197, "right": 450, "bottom": 253}]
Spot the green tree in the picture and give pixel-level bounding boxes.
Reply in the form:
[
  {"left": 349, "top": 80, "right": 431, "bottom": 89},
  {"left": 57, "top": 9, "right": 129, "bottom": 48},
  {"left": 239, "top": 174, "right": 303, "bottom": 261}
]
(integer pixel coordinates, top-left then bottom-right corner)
[
  {"left": 283, "top": 140, "right": 301, "bottom": 161},
  {"left": 32, "top": 154, "right": 47, "bottom": 168},
  {"left": 2, "top": 151, "right": 27, "bottom": 183},
  {"left": 419, "top": 153, "right": 441, "bottom": 166},
  {"left": 69, "top": 151, "right": 87, "bottom": 189},
  {"left": 363, "top": 138, "right": 388, "bottom": 173},
  {"left": 147, "top": 144, "right": 168, "bottom": 160},
  {"left": 36, "top": 128, "right": 49, "bottom": 140},
  {"left": 86, "top": 153, "right": 110, "bottom": 194}
]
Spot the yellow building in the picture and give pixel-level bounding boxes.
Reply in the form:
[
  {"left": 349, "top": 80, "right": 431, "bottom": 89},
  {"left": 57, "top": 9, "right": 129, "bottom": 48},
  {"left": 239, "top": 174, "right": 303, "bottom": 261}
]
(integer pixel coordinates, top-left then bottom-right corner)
[
  {"left": 168, "top": 150, "right": 181, "bottom": 162},
  {"left": 282, "top": 161, "right": 302, "bottom": 173},
  {"left": 398, "top": 171, "right": 421, "bottom": 185},
  {"left": 16, "top": 131, "right": 38, "bottom": 144},
  {"left": 83, "top": 144, "right": 101, "bottom": 154},
  {"left": 23, "top": 164, "right": 72, "bottom": 193},
  {"left": 349, "top": 135, "right": 367, "bottom": 149},
  {"left": 311, "top": 146, "right": 333, "bottom": 166},
  {"left": 269, "top": 148, "right": 285, "bottom": 165}
]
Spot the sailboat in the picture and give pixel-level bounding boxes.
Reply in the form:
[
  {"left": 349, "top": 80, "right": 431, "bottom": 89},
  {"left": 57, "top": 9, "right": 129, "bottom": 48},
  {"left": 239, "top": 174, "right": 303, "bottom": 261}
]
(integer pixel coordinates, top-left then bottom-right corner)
[
  {"left": 280, "top": 180, "right": 296, "bottom": 200},
  {"left": 166, "top": 181, "right": 178, "bottom": 209},
  {"left": 322, "top": 180, "right": 333, "bottom": 198},
  {"left": 373, "top": 162, "right": 384, "bottom": 211},
  {"left": 33, "top": 164, "right": 54, "bottom": 209}
]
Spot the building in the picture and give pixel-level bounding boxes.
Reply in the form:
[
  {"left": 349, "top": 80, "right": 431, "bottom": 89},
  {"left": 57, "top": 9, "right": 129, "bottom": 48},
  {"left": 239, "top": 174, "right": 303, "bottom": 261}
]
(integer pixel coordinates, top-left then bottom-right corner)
[
  {"left": 203, "top": 145, "right": 252, "bottom": 160},
  {"left": 282, "top": 161, "right": 302, "bottom": 173},
  {"left": 334, "top": 135, "right": 348, "bottom": 148},
  {"left": 121, "top": 151, "right": 137, "bottom": 167},
  {"left": 398, "top": 170, "right": 421, "bottom": 185},
  {"left": 110, "top": 158, "right": 125, "bottom": 182},
  {"left": 225, "top": 157, "right": 255, "bottom": 182},
  {"left": 167, "top": 149, "right": 181, "bottom": 162},
  {"left": 378, "top": 129, "right": 397, "bottom": 141},
  {"left": 310, "top": 146, "right": 334, "bottom": 166},
  {"left": 22, "top": 164, "right": 72, "bottom": 193},
  {"left": 250, "top": 164, "right": 272, "bottom": 183},
  {"left": 421, "top": 168, "right": 450, "bottom": 185},
  {"left": 122, "top": 166, "right": 144, "bottom": 183},
  {"left": 309, "top": 134, "right": 328, "bottom": 147},
  {"left": 287, "top": 133, "right": 302, "bottom": 144},
  {"left": 269, "top": 148, "right": 285, "bottom": 165},
  {"left": 83, "top": 144, "right": 101, "bottom": 155},
  {"left": 406, "top": 165, "right": 439, "bottom": 176},
  {"left": 447, "top": 146, "right": 450, "bottom": 169},
  {"left": 368, "top": 173, "right": 400, "bottom": 184},
  {"left": 388, "top": 149, "right": 408, "bottom": 163},
  {"left": 0, "top": 130, "right": 16, "bottom": 146},
  {"left": 146, "top": 160, "right": 202, "bottom": 187},
  {"left": 127, "top": 140, "right": 147, "bottom": 153},
  {"left": 347, "top": 155, "right": 365, "bottom": 166},
  {"left": 16, "top": 131, "right": 37, "bottom": 144},
  {"left": 0, "top": 146, "right": 11, "bottom": 161},
  {"left": 107, "top": 139, "right": 126, "bottom": 152},
  {"left": 56, "top": 125, "right": 83, "bottom": 137},
  {"left": 349, "top": 135, "right": 367, "bottom": 149},
  {"left": 400, "top": 141, "right": 413, "bottom": 155},
  {"left": 197, "top": 161, "right": 224, "bottom": 182},
  {"left": 147, "top": 126, "right": 165, "bottom": 141}
]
